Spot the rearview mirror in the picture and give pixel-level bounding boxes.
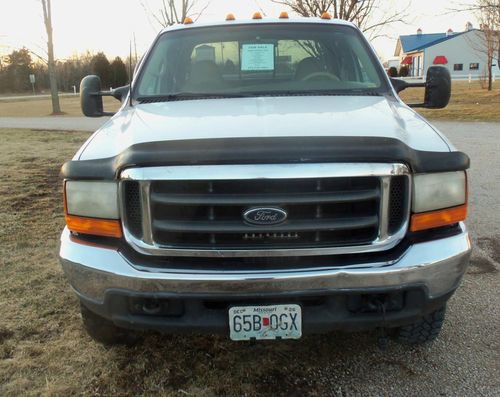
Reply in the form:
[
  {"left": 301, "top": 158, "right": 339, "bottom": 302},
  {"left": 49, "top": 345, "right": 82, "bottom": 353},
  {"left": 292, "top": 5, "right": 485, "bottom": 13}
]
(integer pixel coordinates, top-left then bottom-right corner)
[
  {"left": 390, "top": 66, "right": 451, "bottom": 109},
  {"left": 80, "top": 75, "right": 130, "bottom": 117}
]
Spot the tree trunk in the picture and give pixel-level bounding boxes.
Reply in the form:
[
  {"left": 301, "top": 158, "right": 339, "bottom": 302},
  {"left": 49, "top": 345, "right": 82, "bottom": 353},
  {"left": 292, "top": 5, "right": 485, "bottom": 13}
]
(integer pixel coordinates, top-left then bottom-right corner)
[
  {"left": 42, "top": 0, "right": 61, "bottom": 114},
  {"left": 47, "top": 33, "right": 61, "bottom": 113},
  {"left": 488, "top": 62, "right": 493, "bottom": 91}
]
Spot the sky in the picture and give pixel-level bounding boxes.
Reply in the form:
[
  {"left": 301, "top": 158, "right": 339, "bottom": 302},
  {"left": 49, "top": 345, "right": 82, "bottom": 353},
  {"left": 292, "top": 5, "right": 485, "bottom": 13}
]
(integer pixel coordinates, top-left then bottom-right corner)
[{"left": 0, "top": 0, "right": 479, "bottom": 62}]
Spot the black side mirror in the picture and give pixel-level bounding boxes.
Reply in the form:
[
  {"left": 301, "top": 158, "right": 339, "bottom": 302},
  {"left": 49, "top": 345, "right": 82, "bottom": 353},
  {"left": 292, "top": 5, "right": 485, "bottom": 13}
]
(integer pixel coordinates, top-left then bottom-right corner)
[
  {"left": 390, "top": 66, "right": 451, "bottom": 109},
  {"left": 80, "top": 75, "right": 130, "bottom": 117},
  {"left": 423, "top": 66, "right": 451, "bottom": 109},
  {"left": 80, "top": 75, "right": 104, "bottom": 117}
]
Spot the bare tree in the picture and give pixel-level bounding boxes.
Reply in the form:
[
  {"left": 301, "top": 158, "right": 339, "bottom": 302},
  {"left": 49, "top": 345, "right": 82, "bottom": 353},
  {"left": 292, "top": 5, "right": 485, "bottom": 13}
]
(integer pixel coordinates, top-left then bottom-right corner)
[
  {"left": 448, "top": 1, "right": 499, "bottom": 90},
  {"left": 476, "top": 0, "right": 499, "bottom": 90},
  {"left": 41, "top": 0, "right": 61, "bottom": 113},
  {"left": 271, "top": 0, "right": 409, "bottom": 39},
  {"left": 141, "top": 0, "right": 210, "bottom": 28}
]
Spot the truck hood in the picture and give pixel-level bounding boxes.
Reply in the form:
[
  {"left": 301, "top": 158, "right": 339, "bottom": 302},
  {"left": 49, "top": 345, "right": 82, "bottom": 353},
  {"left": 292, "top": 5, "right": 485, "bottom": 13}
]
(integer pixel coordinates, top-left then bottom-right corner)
[{"left": 78, "top": 96, "right": 451, "bottom": 160}]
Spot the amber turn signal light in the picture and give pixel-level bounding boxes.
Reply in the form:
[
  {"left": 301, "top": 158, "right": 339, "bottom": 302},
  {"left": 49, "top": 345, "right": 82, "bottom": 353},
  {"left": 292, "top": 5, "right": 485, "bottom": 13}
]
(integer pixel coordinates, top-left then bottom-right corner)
[
  {"left": 65, "top": 214, "right": 123, "bottom": 238},
  {"left": 410, "top": 204, "right": 468, "bottom": 232}
]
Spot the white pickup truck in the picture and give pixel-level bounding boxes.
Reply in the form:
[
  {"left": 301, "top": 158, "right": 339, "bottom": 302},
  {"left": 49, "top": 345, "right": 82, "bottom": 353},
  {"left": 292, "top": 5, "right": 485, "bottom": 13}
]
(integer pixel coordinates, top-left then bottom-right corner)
[{"left": 59, "top": 14, "right": 471, "bottom": 346}]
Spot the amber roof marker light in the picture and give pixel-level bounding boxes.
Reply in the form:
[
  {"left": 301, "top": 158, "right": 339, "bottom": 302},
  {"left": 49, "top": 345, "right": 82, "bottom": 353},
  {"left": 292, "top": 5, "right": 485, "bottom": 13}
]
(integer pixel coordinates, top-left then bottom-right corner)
[
  {"left": 252, "top": 12, "right": 263, "bottom": 19},
  {"left": 183, "top": 17, "right": 194, "bottom": 24},
  {"left": 279, "top": 11, "right": 289, "bottom": 19},
  {"left": 226, "top": 13, "right": 236, "bottom": 21},
  {"left": 321, "top": 12, "right": 332, "bottom": 20}
]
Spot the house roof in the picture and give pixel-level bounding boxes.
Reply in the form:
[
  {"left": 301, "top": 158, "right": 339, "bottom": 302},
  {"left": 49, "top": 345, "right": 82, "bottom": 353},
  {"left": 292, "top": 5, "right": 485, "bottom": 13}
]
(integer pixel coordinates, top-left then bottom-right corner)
[{"left": 397, "top": 31, "right": 468, "bottom": 54}]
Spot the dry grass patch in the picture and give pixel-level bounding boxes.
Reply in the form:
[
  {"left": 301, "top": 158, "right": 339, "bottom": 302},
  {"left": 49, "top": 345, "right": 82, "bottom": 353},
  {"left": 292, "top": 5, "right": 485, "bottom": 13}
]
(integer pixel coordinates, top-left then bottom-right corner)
[
  {"left": 0, "top": 128, "right": 379, "bottom": 396},
  {"left": 0, "top": 96, "right": 120, "bottom": 117},
  {"left": 399, "top": 80, "right": 500, "bottom": 121}
]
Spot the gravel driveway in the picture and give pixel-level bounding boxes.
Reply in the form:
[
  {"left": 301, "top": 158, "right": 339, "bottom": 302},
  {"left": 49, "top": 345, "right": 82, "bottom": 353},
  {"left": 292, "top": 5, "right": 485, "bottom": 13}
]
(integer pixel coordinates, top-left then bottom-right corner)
[{"left": 306, "top": 121, "right": 500, "bottom": 396}]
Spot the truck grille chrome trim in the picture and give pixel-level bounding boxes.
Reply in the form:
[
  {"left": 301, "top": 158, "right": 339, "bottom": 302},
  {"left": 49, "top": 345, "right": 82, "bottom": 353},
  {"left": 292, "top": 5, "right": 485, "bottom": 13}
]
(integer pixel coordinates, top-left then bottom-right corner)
[{"left": 119, "top": 163, "right": 411, "bottom": 257}]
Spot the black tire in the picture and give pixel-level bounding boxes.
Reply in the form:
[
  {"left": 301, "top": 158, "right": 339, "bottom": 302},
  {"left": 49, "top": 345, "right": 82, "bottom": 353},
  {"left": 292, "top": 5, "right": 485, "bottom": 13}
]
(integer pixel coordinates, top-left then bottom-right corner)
[
  {"left": 396, "top": 305, "right": 446, "bottom": 345},
  {"left": 80, "top": 303, "right": 140, "bottom": 346}
]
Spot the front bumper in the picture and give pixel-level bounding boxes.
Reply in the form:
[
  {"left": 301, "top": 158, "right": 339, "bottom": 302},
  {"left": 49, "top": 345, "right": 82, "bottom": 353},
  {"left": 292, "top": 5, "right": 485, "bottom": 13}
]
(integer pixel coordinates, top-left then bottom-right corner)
[{"left": 60, "top": 223, "right": 471, "bottom": 302}]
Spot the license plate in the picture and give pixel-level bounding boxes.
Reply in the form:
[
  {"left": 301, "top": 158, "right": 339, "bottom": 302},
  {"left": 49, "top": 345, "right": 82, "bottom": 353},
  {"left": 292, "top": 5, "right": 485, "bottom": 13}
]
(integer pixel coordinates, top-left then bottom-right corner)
[{"left": 228, "top": 304, "right": 302, "bottom": 341}]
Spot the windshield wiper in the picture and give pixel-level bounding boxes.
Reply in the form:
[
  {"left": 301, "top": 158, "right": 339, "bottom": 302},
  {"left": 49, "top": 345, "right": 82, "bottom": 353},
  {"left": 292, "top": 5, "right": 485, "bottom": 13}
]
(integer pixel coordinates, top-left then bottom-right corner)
[
  {"left": 136, "top": 89, "right": 383, "bottom": 103},
  {"left": 136, "top": 92, "right": 251, "bottom": 103},
  {"left": 231, "top": 89, "right": 383, "bottom": 97}
]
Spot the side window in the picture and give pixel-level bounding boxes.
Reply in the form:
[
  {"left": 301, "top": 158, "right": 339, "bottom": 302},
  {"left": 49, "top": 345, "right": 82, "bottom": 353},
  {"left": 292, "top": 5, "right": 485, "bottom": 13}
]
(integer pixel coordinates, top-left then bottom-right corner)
[
  {"left": 137, "top": 40, "right": 170, "bottom": 95},
  {"left": 454, "top": 64, "right": 463, "bottom": 71},
  {"left": 469, "top": 63, "right": 479, "bottom": 70}
]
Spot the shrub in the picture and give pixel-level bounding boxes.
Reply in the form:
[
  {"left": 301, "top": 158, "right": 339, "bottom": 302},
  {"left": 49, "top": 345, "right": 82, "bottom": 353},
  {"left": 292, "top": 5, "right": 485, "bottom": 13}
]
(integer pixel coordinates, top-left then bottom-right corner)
[
  {"left": 388, "top": 66, "right": 398, "bottom": 77},
  {"left": 399, "top": 66, "right": 409, "bottom": 77}
]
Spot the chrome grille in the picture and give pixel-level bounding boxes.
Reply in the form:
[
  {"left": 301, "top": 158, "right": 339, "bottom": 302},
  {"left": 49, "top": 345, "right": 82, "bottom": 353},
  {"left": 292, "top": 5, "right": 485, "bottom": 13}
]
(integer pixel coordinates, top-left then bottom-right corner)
[{"left": 120, "top": 163, "right": 410, "bottom": 257}]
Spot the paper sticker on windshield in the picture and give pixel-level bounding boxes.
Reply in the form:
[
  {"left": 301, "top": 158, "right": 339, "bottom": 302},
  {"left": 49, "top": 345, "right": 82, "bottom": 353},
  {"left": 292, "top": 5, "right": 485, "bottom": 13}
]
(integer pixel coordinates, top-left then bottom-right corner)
[{"left": 241, "top": 44, "right": 275, "bottom": 71}]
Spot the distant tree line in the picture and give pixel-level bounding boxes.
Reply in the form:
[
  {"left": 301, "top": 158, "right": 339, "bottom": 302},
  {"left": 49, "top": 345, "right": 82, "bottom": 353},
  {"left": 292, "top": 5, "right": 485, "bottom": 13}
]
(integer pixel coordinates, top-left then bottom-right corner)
[{"left": 0, "top": 48, "right": 130, "bottom": 94}]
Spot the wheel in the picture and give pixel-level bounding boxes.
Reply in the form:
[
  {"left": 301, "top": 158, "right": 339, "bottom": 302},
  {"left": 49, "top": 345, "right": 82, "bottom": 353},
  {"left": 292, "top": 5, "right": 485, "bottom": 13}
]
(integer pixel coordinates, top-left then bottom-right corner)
[
  {"left": 396, "top": 305, "right": 446, "bottom": 345},
  {"left": 80, "top": 303, "right": 140, "bottom": 346}
]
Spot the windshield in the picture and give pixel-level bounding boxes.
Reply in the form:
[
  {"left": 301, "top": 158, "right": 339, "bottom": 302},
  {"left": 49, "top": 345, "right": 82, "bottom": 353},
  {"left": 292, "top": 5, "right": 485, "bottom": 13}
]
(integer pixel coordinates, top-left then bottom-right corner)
[{"left": 134, "top": 23, "right": 388, "bottom": 100}]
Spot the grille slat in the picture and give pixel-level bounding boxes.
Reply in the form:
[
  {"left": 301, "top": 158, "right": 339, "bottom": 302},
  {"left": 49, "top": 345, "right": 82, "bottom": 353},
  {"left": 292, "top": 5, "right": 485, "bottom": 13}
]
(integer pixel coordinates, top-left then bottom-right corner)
[
  {"left": 149, "top": 188, "right": 379, "bottom": 206},
  {"left": 153, "top": 215, "right": 378, "bottom": 234}
]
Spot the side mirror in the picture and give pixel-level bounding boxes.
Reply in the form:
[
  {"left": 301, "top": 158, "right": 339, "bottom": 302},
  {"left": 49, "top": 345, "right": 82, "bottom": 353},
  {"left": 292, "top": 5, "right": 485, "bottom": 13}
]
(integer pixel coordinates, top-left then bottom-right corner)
[
  {"left": 80, "top": 75, "right": 104, "bottom": 117},
  {"left": 80, "top": 75, "right": 130, "bottom": 117},
  {"left": 390, "top": 66, "right": 451, "bottom": 109},
  {"left": 423, "top": 66, "right": 451, "bottom": 109}
]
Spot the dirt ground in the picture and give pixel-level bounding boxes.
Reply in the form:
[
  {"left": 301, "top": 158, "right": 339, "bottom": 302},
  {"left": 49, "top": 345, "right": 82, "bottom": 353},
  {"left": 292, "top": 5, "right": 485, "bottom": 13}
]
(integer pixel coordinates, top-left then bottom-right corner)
[{"left": 0, "top": 127, "right": 498, "bottom": 396}]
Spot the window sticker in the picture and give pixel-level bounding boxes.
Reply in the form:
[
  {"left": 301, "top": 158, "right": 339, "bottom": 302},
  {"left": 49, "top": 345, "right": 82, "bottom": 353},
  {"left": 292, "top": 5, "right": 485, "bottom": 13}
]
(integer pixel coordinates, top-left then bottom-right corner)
[{"left": 241, "top": 44, "right": 275, "bottom": 71}]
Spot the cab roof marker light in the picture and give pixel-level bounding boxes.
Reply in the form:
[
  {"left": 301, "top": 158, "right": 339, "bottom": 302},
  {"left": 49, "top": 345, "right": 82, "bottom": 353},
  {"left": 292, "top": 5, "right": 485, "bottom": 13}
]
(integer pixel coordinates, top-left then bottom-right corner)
[
  {"left": 279, "top": 11, "right": 289, "bottom": 19},
  {"left": 252, "top": 12, "right": 263, "bottom": 19},
  {"left": 183, "top": 17, "right": 193, "bottom": 24},
  {"left": 226, "top": 13, "right": 235, "bottom": 21},
  {"left": 321, "top": 12, "right": 332, "bottom": 20}
]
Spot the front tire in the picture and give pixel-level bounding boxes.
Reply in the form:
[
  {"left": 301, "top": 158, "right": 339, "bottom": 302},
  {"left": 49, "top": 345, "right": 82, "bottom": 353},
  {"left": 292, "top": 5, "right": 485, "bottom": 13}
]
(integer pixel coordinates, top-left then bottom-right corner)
[
  {"left": 396, "top": 305, "right": 446, "bottom": 345},
  {"left": 80, "top": 303, "right": 140, "bottom": 346}
]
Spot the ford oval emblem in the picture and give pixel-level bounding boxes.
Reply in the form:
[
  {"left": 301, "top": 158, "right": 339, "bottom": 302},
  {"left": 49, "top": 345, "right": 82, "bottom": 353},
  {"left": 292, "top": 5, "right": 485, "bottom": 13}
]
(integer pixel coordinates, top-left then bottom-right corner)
[{"left": 243, "top": 207, "right": 288, "bottom": 225}]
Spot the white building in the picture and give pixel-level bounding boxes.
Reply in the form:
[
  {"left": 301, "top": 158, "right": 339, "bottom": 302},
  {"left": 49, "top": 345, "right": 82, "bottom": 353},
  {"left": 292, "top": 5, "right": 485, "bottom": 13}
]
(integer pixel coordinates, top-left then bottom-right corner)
[{"left": 394, "top": 24, "right": 499, "bottom": 80}]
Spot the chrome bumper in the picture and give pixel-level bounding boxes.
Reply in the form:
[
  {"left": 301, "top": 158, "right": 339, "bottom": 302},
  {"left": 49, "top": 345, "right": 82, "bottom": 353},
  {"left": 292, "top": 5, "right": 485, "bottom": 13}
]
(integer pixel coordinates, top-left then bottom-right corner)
[{"left": 59, "top": 225, "right": 471, "bottom": 304}]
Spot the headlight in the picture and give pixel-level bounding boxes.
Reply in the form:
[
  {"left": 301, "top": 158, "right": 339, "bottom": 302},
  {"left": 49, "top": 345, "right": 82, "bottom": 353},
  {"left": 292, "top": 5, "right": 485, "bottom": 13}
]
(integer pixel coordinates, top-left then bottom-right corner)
[
  {"left": 411, "top": 171, "right": 467, "bottom": 232},
  {"left": 412, "top": 171, "right": 466, "bottom": 213},
  {"left": 64, "top": 181, "right": 122, "bottom": 237}
]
